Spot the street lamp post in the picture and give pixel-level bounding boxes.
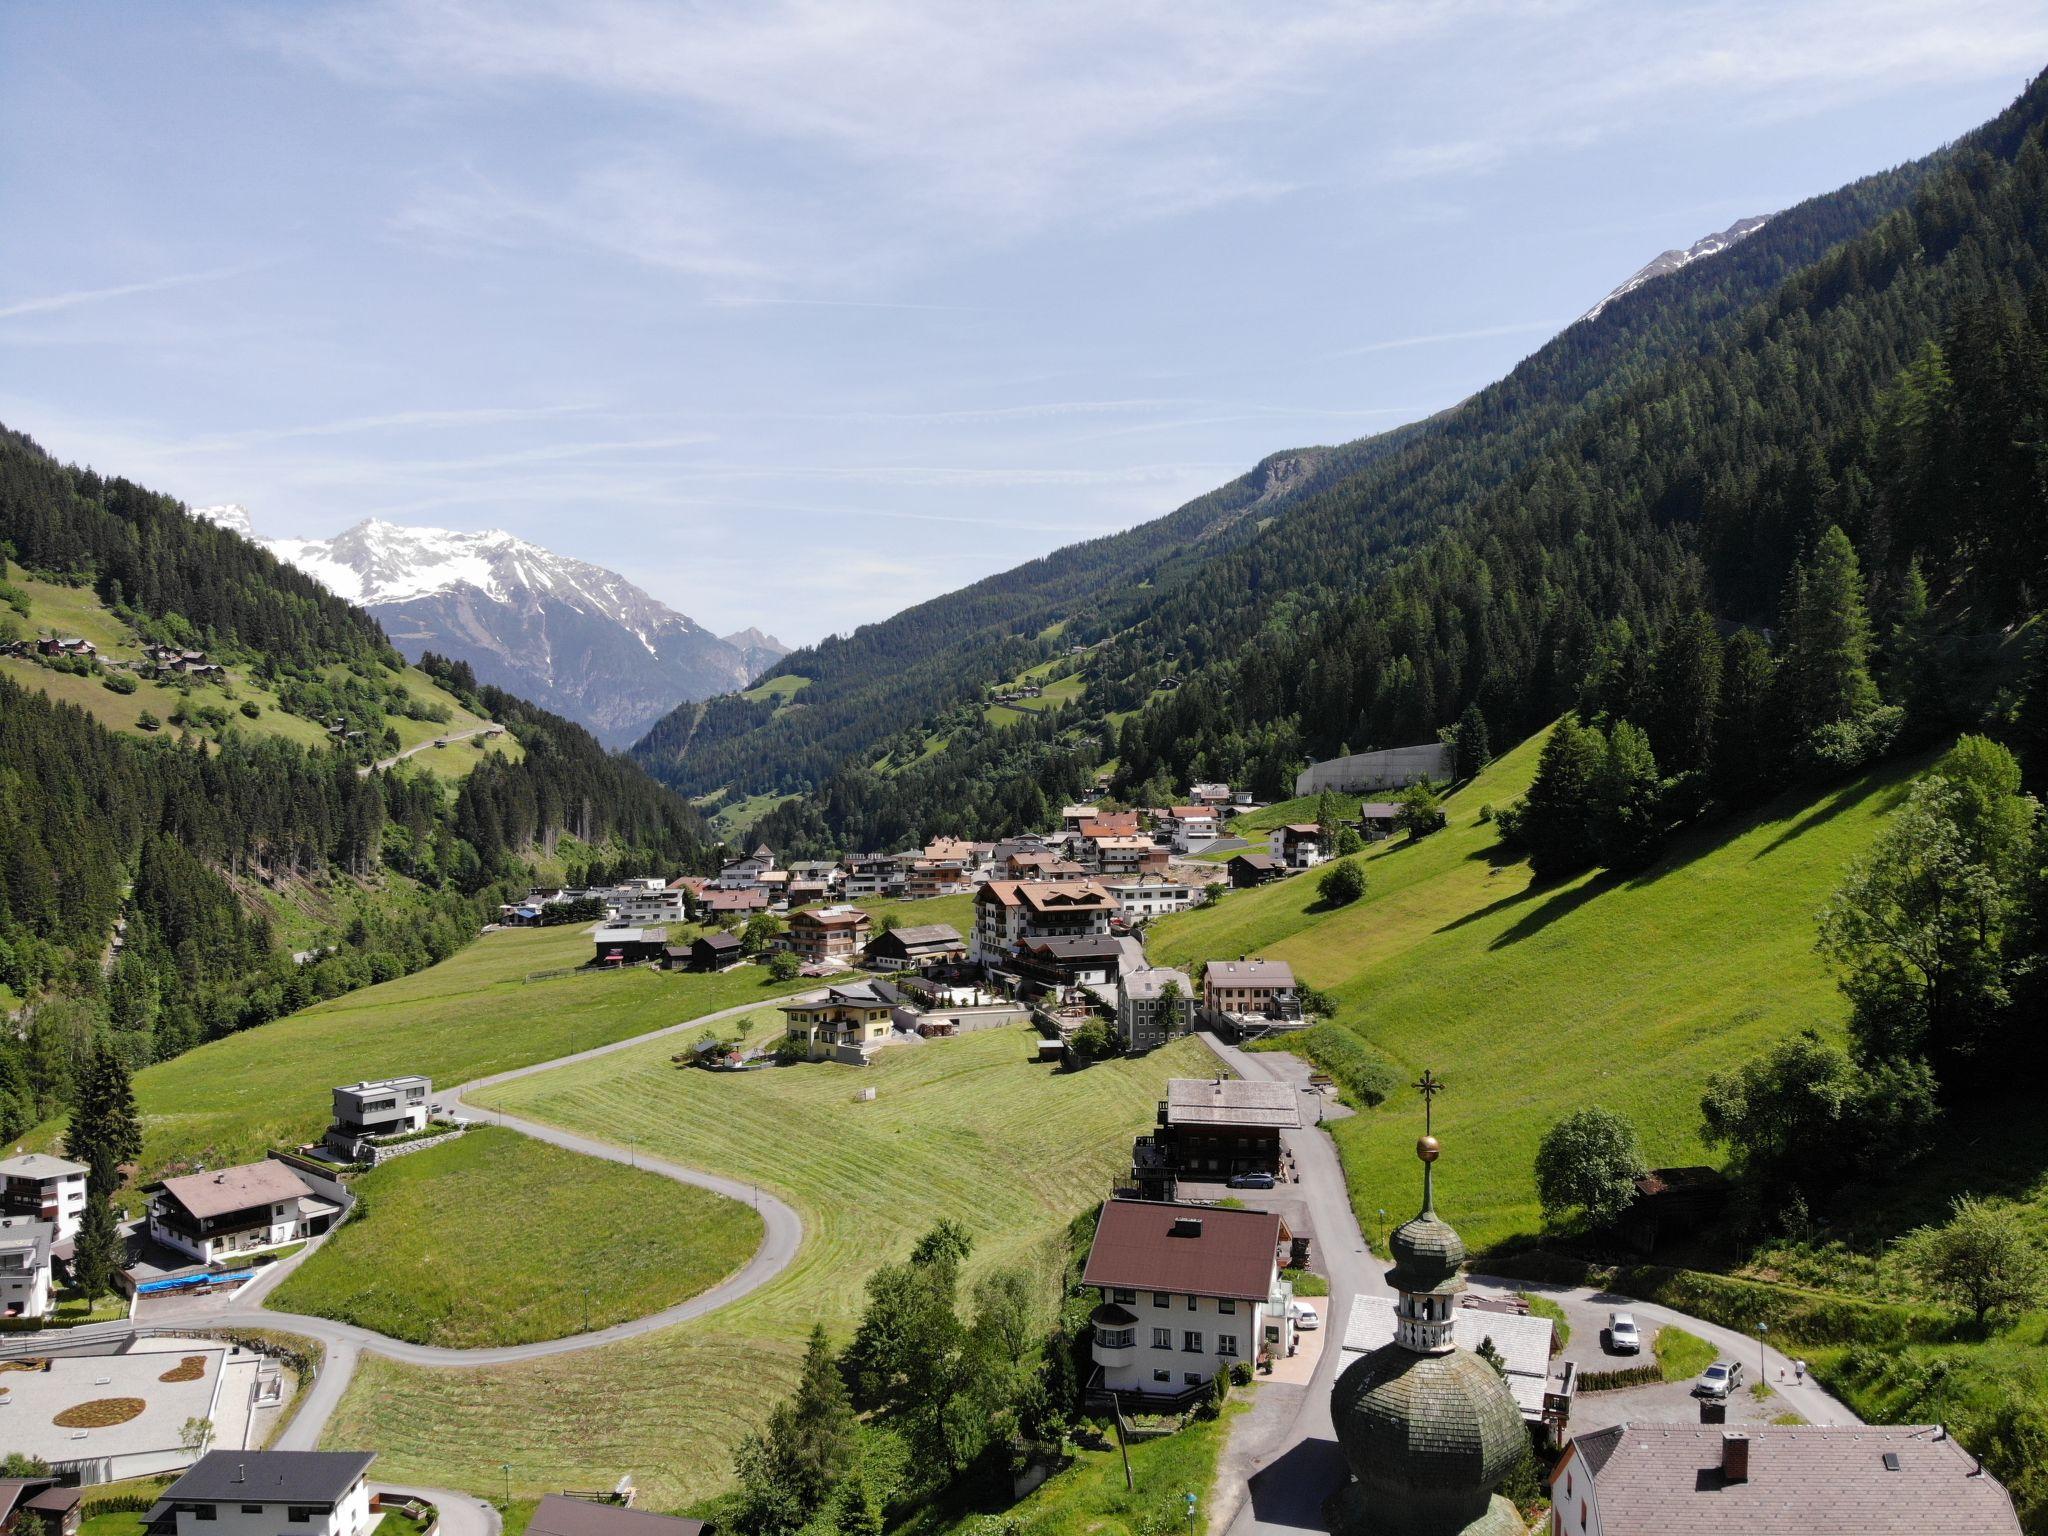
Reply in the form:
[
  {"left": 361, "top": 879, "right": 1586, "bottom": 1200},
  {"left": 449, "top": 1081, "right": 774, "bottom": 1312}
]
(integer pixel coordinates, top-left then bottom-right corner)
[
  {"left": 1758, "top": 1322, "right": 1769, "bottom": 1386},
  {"left": 1185, "top": 1491, "right": 1197, "bottom": 1536},
  {"left": 501, "top": 1464, "right": 511, "bottom": 1509}
]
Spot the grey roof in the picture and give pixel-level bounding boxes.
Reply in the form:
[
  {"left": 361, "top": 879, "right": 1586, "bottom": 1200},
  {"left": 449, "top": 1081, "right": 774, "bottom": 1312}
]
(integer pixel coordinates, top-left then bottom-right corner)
[
  {"left": 1121, "top": 966, "right": 1194, "bottom": 1001},
  {"left": 883, "top": 923, "right": 964, "bottom": 946},
  {"left": 1563, "top": 1423, "right": 2022, "bottom": 1534},
  {"left": 1203, "top": 958, "right": 1296, "bottom": 988},
  {"left": 0, "top": 1152, "right": 86, "bottom": 1180},
  {"left": 1165, "top": 1077, "right": 1302, "bottom": 1128},
  {"left": 1343, "top": 1296, "right": 1554, "bottom": 1416},
  {"left": 164, "top": 1451, "right": 375, "bottom": 1504},
  {"left": 525, "top": 1496, "right": 705, "bottom": 1536},
  {"left": 0, "top": 1217, "right": 52, "bottom": 1266}
]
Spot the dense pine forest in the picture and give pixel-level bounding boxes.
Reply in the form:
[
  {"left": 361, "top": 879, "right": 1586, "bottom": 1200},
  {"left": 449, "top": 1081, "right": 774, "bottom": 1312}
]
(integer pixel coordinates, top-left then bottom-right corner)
[
  {"left": 0, "top": 435, "right": 721, "bottom": 1137},
  {"left": 641, "top": 70, "right": 2048, "bottom": 860}
]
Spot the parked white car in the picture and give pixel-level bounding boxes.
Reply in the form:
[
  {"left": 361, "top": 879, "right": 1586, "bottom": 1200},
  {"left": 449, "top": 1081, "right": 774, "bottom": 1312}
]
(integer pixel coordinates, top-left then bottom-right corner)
[
  {"left": 1607, "top": 1311, "right": 1641, "bottom": 1354},
  {"left": 1289, "top": 1300, "right": 1322, "bottom": 1330}
]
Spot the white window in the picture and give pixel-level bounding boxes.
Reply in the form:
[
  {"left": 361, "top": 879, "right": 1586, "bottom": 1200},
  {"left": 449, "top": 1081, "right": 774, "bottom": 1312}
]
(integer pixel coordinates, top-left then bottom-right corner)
[
  {"left": 1217, "top": 1335, "right": 1238, "bottom": 1357},
  {"left": 1152, "top": 1328, "right": 1172, "bottom": 1349},
  {"left": 1183, "top": 1330, "right": 1203, "bottom": 1353}
]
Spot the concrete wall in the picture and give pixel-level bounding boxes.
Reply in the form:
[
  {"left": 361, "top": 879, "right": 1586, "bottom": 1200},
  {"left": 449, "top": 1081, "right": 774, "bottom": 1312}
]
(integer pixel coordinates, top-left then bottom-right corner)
[{"left": 1294, "top": 741, "right": 1451, "bottom": 796}]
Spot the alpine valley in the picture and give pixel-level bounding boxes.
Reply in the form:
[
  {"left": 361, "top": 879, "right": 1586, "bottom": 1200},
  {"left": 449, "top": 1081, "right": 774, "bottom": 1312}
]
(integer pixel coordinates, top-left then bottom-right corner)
[{"left": 201, "top": 507, "right": 787, "bottom": 746}]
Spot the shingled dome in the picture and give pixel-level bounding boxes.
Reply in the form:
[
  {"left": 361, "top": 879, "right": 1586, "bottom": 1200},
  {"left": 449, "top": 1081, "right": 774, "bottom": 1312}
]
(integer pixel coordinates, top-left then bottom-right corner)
[
  {"left": 1387, "top": 1209, "right": 1465, "bottom": 1295},
  {"left": 1332, "top": 1347, "right": 1526, "bottom": 1536}
]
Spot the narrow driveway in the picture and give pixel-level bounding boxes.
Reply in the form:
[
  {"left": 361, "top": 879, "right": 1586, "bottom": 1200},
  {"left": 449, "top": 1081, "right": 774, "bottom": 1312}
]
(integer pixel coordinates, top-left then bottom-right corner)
[
  {"left": 361, "top": 725, "right": 503, "bottom": 775},
  {"left": 1197, "top": 1033, "right": 1385, "bottom": 1536}
]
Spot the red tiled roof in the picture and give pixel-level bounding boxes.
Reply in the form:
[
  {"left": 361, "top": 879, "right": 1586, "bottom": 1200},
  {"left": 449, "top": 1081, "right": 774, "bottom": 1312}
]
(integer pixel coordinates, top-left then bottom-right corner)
[{"left": 1081, "top": 1199, "right": 1281, "bottom": 1301}]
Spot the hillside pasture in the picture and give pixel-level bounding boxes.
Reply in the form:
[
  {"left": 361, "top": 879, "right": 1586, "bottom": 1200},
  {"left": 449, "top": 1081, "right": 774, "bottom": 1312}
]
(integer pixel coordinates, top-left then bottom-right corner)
[{"left": 320, "top": 1027, "right": 1213, "bottom": 1508}]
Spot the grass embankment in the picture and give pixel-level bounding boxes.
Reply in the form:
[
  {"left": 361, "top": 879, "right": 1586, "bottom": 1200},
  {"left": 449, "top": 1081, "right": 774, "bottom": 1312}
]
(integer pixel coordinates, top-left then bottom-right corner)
[
  {"left": 99, "top": 924, "right": 810, "bottom": 1181},
  {"left": 1654, "top": 1326, "right": 1716, "bottom": 1381},
  {"left": 320, "top": 1027, "right": 1213, "bottom": 1508},
  {"left": 270, "top": 1126, "right": 762, "bottom": 1347},
  {"left": 1149, "top": 728, "right": 1927, "bottom": 1251},
  {"left": 907, "top": 1403, "right": 1248, "bottom": 1536}
]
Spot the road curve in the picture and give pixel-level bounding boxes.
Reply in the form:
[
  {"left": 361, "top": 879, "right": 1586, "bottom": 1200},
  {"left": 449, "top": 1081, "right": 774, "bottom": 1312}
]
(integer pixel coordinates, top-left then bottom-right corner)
[
  {"left": 19, "top": 988, "right": 826, "bottom": 1455},
  {"left": 360, "top": 725, "right": 503, "bottom": 775}
]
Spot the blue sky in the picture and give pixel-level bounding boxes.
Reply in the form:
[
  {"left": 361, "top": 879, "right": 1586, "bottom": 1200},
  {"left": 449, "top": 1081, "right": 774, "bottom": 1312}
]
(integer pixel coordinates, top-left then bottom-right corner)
[{"left": 3, "top": 3, "right": 2044, "bottom": 643}]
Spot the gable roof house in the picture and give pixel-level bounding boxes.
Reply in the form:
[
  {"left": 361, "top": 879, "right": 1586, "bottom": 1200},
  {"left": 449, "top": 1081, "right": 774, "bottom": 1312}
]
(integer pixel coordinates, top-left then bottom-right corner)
[
  {"left": 864, "top": 923, "right": 967, "bottom": 971},
  {"left": 1547, "top": 1423, "right": 2022, "bottom": 1536},
  {"left": 1269, "top": 823, "right": 1326, "bottom": 869},
  {"left": 972, "top": 880, "right": 1117, "bottom": 965},
  {"left": 148, "top": 1451, "right": 377, "bottom": 1536},
  {"left": 147, "top": 1159, "right": 339, "bottom": 1264},
  {"left": 780, "top": 983, "right": 897, "bottom": 1063},
  {"left": 523, "top": 1497, "right": 705, "bottom": 1536},
  {"left": 783, "top": 904, "right": 872, "bottom": 963},
  {"left": 675, "top": 931, "right": 743, "bottom": 972},
  {"left": 0, "top": 1151, "right": 88, "bottom": 1243},
  {"left": 1227, "top": 852, "right": 1287, "bottom": 888},
  {"left": 1155, "top": 1076, "right": 1302, "bottom": 1177},
  {"left": 1081, "top": 1199, "right": 1295, "bottom": 1407}
]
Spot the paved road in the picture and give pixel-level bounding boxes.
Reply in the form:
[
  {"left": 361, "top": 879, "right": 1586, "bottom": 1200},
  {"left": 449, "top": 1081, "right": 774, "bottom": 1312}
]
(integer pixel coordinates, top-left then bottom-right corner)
[
  {"left": 1196, "top": 1033, "right": 1385, "bottom": 1536},
  {"left": 14, "top": 990, "right": 823, "bottom": 1451},
  {"left": 375, "top": 1486, "right": 500, "bottom": 1536},
  {"left": 362, "top": 725, "right": 502, "bottom": 775}
]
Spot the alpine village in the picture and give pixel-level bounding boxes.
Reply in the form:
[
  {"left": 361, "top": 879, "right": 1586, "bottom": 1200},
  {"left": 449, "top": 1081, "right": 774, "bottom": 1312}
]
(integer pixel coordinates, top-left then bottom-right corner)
[{"left": 4, "top": 19, "right": 2048, "bottom": 1536}]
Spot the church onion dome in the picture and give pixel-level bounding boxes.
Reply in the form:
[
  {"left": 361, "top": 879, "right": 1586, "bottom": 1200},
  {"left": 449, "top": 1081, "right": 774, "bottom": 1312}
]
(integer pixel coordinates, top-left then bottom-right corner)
[
  {"left": 1387, "top": 1209, "right": 1466, "bottom": 1295},
  {"left": 1333, "top": 1346, "right": 1526, "bottom": 1513}
]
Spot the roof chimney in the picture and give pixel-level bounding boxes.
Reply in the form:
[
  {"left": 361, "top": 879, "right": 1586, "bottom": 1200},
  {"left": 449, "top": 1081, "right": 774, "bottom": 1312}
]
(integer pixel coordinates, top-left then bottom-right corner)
[
  {"left": 232, "top": 1464, "right": 246, "bottom": 1484},
  {"left": 1721, "top": 1432, "right": 1749, "bottom": 1484}
]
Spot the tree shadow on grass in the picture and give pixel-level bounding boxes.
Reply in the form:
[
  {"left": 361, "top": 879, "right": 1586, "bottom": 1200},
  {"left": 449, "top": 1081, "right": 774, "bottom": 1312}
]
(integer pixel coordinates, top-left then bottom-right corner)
[
  {"left": 1486, "top": 870, "right": 1622, "bottom": 950},
  {"left": 1749, "top": 762, "right": 1921, "bottom": 861}
]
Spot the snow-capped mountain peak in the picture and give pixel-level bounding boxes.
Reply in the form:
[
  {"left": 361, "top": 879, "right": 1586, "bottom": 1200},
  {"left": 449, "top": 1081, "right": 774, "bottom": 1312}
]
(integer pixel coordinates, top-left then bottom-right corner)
[
  {"left": 198, "top": 505, "right": 787, "bottom": 745},
  {"left": 1582, "top": 215, "right": 1771, "bottom": 323}
]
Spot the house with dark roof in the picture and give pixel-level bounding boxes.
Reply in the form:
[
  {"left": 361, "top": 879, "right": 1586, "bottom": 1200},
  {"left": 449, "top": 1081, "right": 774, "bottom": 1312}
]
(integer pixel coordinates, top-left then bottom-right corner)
[
  {"left": 864, "top": 923, "right": 967, "bottom": 972},
  {"left": 1547, "top": 1423, "right": 2021, "bottom": 1536},
  {"left": 1357, "top": 801, "right": 1404, "bottom": 840},
  {"left": 1154, "top": 1077, "right": 1303, "bottom": 1176},
  {"left": 1012, "top": 934, "right": 1125, "bottom": 991},
  {"left": 971, "top": 880, "right": 1116, "bottom": 964},
  {"left": 522, "top": 1496, "right": 704, "bottom": 1536},
  {"left": 1081, "top": 1199, "right": 1296, "bottom": 1405},
  {"left": 593, "top": 925, "right": 669, "bottom": 965},
  {"left": 779, "top": 983, "right": 896, "bottom": 1062},
  {"left": 1227, "top": 853, "right": 1287, "bottom": 889},
  {"left": 146, "top": 1159, "right": 339, "bottom": 1264},
  {"left": 673, "top": 931, "right": 743, "bottom": 972},
  {"left": 1268, "top": 823, "right": 1326, "bottom": 869},
  {"left": 147, "top": 1451, "right": 376, "bottom": 1536},
  {"left": 0, "top": 1476, "right": 81, "bottom": 1536},
  {"left": 1201, "top": 959, "right": 1301, "bottom": 1029}
]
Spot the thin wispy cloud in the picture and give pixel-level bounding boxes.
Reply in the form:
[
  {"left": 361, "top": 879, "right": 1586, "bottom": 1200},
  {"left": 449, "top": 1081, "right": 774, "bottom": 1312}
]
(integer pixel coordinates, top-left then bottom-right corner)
[
  {"left": 1330, "top": 321, "right": 1565, "bottom": 359},
  {"left": 0, "top": 263, "right": 260, "bottom": 323}
]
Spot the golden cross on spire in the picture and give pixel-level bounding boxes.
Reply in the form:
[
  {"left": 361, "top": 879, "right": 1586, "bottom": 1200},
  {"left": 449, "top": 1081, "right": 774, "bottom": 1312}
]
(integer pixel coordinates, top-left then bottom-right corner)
[{"left": 1413, "top": 1069, "right": 1445, "bottom": 1137}]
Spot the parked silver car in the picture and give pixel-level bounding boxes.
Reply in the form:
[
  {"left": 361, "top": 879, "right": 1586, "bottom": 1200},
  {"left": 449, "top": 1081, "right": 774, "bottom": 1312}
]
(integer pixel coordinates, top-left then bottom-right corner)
[
  {"left": 1607, "top": 1311, "right": 1641, "bottom": 1354},
  {"left": 1693, "top": 1359, "right": 1744, "bottom": 1399}
]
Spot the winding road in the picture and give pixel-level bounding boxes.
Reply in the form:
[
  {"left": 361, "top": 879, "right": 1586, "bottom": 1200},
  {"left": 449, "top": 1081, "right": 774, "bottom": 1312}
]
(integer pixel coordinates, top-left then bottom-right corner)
[
  {"left": 361, "top": 725, "right": 505, "bottom": 775},
  {"left": 9, "top": 989, "right": 824, "bottom": 1520}
]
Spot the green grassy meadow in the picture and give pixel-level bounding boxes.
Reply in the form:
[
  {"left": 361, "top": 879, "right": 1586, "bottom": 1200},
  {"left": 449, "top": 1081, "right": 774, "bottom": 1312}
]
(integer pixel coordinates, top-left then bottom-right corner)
[
  {"left": 1150, "top": 729, "right": 1930, "bottom": 1251},
  {"left": 99, "top": 924, "right": 810, "bottom": 1180},
  {"left": 270, "top": 1126, "right": 762, "bottom": 1347},
  {"left": 320, "top": 1027, "right": 1212, "bottom": 1508}
]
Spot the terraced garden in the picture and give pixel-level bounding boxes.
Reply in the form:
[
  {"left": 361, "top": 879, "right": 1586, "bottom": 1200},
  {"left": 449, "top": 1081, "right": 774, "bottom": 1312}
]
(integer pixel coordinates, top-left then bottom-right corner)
[
  {"left": 270, "top": 1126, "right": 762, "bottom": 1347},
  {"left": 319, "top": 1026, "right": 1212, "bottom": 1508}
]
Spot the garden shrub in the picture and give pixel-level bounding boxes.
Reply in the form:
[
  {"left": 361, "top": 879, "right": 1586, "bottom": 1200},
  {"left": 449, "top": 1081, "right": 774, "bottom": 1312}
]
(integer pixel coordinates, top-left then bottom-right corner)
[{"left": 1288, "top": 1023, "right": 1399, "bottom": 1107}]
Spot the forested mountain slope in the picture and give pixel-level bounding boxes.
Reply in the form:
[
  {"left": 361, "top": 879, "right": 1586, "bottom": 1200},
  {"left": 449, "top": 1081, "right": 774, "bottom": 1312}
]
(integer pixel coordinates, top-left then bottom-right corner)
[
  {"left": 0, "top": 427, "right": 719, "bottom": 1123},
  {"left": 638, "top": 69, "right": 2048, "bottom": 858}
]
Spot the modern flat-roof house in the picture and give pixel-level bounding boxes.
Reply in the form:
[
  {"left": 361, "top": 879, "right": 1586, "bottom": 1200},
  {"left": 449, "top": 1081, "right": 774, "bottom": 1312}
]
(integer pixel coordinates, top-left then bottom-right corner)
[
  {"left": 1358, "top": 802, "right": 1404, "bottom": 840},
  {"left": 608, "top": 887, "right": 687, "bottom": 925},
  {"left": 1156, "top": 1077, "right": 1303, "bottom": 1176},
  {"left": 0, "top": 1151, "right": 88, "bottom": 1243},
  {"left": 593, "top": 925, "right": 669, "bottom": 965},
  {"left": 972, "top": 880, "right": 1117, "bottom": 964},
  {"left": 322, "top": 1076, "right": 431, "bottom": 1160},
  {"left": 780, "top": 983, "right": 896, "bottom": 1062},
  {"left": 784, "top": 904, "right": 872, "bottom": 964},
  {"left": 1082, "top": 1199, "right": 1295, "bottom": 1406},
  {"left": 864, "top": 923, "right": 967, "bottom": 971},
  {"left": 1117, "top": 967, "right": 1195, "bottom": 1051},
  {"left": 146, "top": 1452, "right": 376, "bottom": 1536},
  {"left": 1546, "top": 1423, "right": 2022, "bottom": 1536},
  {"left": 147, "top": 1160, "right": 338, "bottom": 1264},
  {"left": 1269, "top": 824, "right": 1325, "bottom": 869},
  {"left": 523, "top": 1496, "right": 705, "bottom": 1536},
  {"left": 1103, "top": 874, "right": 1194, "bottom": 921},
  {"left": 0, "top": 1215, "right": 54, "bottom": 1320},
  {"left": 1227, "top": 853, "right": 1287, "bottom": 889}
]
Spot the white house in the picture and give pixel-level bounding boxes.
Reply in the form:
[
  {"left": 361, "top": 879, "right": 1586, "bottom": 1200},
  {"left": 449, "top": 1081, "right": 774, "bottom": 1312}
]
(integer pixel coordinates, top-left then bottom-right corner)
[
  {"left": 1103, "top": 874, "right": 1195, "bottom": 921},
  {"left": 149, "top": 1451, "right": 377, "bottom": 1536},
  {"left": 609, "top": 887, "right": 687, "bottom": 925},
  {"left": 1160, "top": 806, "right": 1219, "bottom": 851},
  {"left": 0, "top": 1215, "right": 54, "bottom": 1319},
  {"left": 970, "top": 880, "right": 1116, "bottom": 964},
  {"left": 0, "top": 1151, "right": 88, "bottom": 1243},
  {"left": 1081, "top": 1199, "right": 1295, "bottom": 1404},
  {"left": 323, "top": 1076, "right": 432, "bottom": 1159},
  {"left": 1268, "top": 823, "right": 1326, "bottom": 869},
  {"left": 147, "top": 1160, "right": 339, "bottom": 1264}
]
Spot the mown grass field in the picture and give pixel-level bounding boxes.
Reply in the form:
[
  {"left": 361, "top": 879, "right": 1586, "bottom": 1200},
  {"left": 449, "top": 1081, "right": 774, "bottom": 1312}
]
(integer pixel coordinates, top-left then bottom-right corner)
[
  {"left": 321, "top": 1027, "right": 1213, "bottom": 1508},
  {"left": 1150, "top": 728, "right": 1930, "bottom": 1251},
  {"left": 94, "top": 924, "right": 811, "bottom": 1180},
  {"left": 984, "top": 670, "right": 1085, "bottom": 725},
  {"left": 270, "top": 1126, "right": 762, "bottom": 1347},
  {"left": 742, "top": 674, "right": 811, "bottom": 705}
]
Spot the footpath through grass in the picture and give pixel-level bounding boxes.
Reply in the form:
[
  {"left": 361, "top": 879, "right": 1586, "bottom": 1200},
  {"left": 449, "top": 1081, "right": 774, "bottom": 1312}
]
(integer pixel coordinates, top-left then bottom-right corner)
[
  {"left": 321, "top": 1027, "right": 1212, "bottom": 1509},
  {"left": 106, "top": 924, "right": 811, "bottom": 1181},
  {"left": 269, "top": 1126, "right": 763, "bottom": 1347},
  {"left": 1150, "top": 729, "right": 1928, "bottom": 1251}
]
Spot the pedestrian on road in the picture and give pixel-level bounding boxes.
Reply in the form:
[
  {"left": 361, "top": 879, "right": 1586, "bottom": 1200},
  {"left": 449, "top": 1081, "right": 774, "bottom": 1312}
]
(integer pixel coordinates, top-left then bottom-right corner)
[{"left": 1795, "top": 1358, "right": 1806, "bottom": 1384}]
